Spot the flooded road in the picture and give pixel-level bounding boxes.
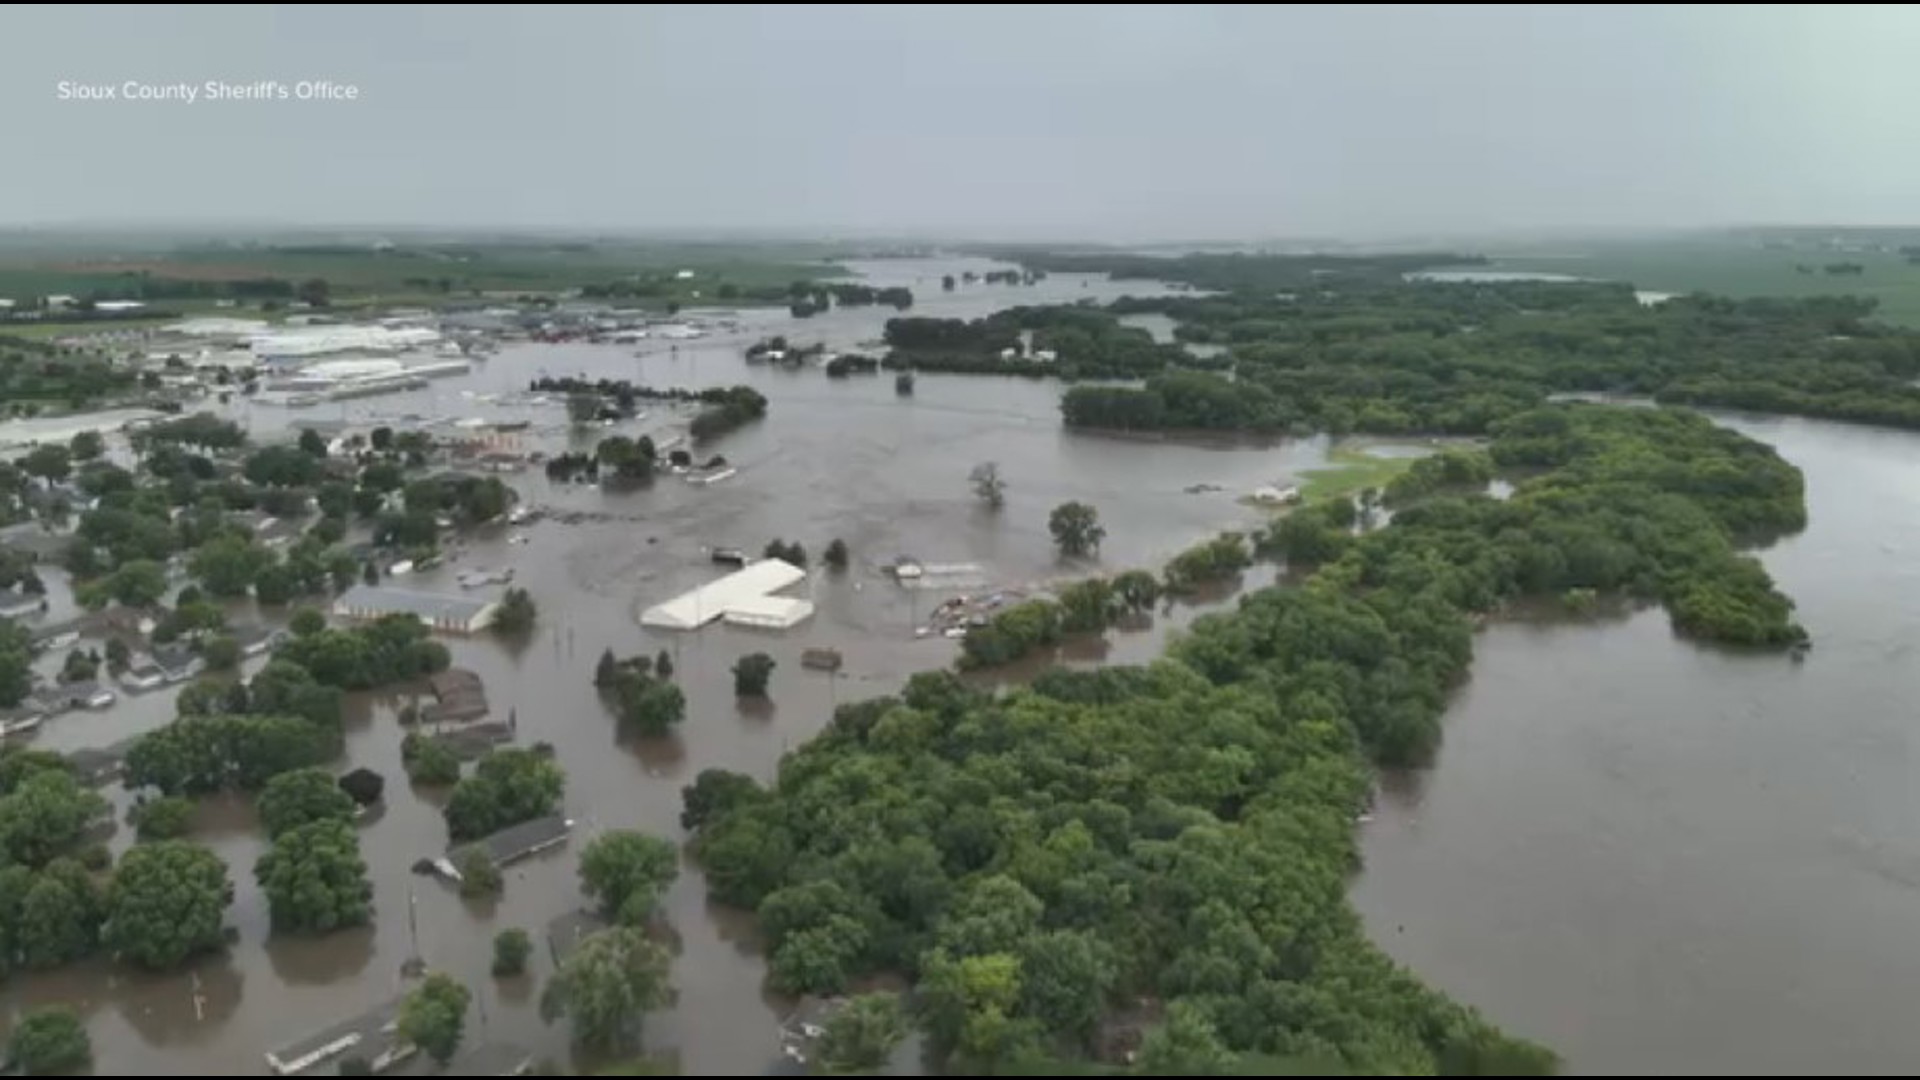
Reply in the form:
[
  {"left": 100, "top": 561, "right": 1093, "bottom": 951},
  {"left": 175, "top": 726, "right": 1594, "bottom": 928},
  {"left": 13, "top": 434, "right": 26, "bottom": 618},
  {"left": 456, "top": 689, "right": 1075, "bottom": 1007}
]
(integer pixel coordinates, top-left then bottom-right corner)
[
  {"left": 4, "top": 258, "right": 1329, "bottom": 1073},
  {"left": 1353, "top": 414, "right": 1920, "bottom": 1075}
]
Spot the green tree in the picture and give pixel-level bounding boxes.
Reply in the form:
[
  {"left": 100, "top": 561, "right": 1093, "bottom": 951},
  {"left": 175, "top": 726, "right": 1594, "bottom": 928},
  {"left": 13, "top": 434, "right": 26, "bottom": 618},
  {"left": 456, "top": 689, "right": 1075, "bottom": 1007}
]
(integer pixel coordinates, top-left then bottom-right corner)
[
  {"left": 291, "top": 606, "right": 327, "bottom": 637},
  {"left": 732, "top": 652, "right": 776, "bottom": 697},
  {"left": 816, "top": 993, "right": 908, "bottom": 1075},
  {"left": 617, "top": 677, "right": 685, "bottom": 737},
  {"left": 493, "top": 927, "right": 532, "bottom": 976},
  {"left": 257, "top": 767, "right": 356, "bottom": 838},
  {"left": 397, "top": 972, "right": 471, "bottom": 1065},
  {"left": 190, "top": 535, "right": 274, "bottom": 597},
  {"left": 58, "top": 649, "right": 97, "bottom": 684},
  {"left": 104, "top": 635, "right": 130, "bottom": 671},
  {"left": 969, "top": 462, "right": 1006, "bottom": 509},
  {"left": 1112, "top": 569, "right": 1160, "bottom": 611},
  {"left": 595, "top": 648, "right": 618, "bottom": 686},
  {"left": 1138, "top": 1002, "right": 1235, "bottom": 1076},
  {"left": 402, "top": 734, "right": 462, "bottom": 786},
  {"left": 540, "top": 927, "right": 672, "bottom": 1052},
  {"left": 298, "top": 428, "right": 329, "bottom": 458},
  {"left": 824, "top": 538, "right": 850, "bottom": 570},
  {"left": 7, "top": 1006, "right": 90, "bottom": 1076},
  {"left": 68, "top": 429, "right": 105, "bottom": 463},
  {"left": 492, "top": 587, "right": 537, "bottom": 635},
  {"left": 100, "top": 559, "right": 168, "bottom": 608},
  {"left": 1048, "top": 502, "right": 1105, "bottom": 557},
  {"left": 679, "top": 769, "right": 765, "bottom": 832},
  {"left": 131, "top": 795, "right": 194, "bottom": 841},
  {"left": 568, "top": 393, "right": 602, "bottom": 425},
  {"left": 0, "top": 767, "right": 109, "bottom": 867},
  {"left": 15, "top": 859, "right": 103, "bottom": 970},
  {"left": 654, "top": 649, "right": 673, "bottom": 679},
  {"left": 457, "top": 846, "right": 502, "bottom": 899},
  {"left": 103, "top": 840, "right": 233, "bottom": 969},
  {"left": 201, "top": 633, "right": 241, "bottom": 670},
  {"left": 443, "top": 748, "right": 564, "bottom": 841},
  {"left": 579, "top": 830, "right": 679, "bottom": 925},
  {"left": 20, "top": 444, "right": 71, "bottom": 486},
  {"left": 255, "top": 818, "right": 372, "bottom": 934}
]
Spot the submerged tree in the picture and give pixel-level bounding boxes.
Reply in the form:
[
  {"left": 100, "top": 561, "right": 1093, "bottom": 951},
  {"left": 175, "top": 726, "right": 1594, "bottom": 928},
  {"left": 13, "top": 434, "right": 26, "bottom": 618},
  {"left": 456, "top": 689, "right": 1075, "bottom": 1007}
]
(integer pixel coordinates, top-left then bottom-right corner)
[
  {"left": 969, "top": 462, "right": 1006, "bottom": 509},
  {"left": 397, "top": 973, "right": 471, "bottom": 1065},
  {"left": 732, "top": 653, "right": 776, "bottom": 697},
  {"left": 7, "top": 1006, "right": 90, "bottom": 1076},
  {"left": 1048, "top": 501, "right": 1105, "bottom": 557},
  {"left": 540, "top": 927, "right": 673, "bottom": 1052},
  {"left": 579, "top": 830, "right": 679, "bottom": 926}
]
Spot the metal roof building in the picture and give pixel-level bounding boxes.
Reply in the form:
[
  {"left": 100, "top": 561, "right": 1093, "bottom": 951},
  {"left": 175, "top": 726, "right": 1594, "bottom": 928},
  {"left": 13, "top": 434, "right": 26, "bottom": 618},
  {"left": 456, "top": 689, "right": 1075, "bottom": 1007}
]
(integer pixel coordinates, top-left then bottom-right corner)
[
  {"left": 451, "top": 814, "right": 573, "bottom": 870},
  {"left": 332, "top": 584, "right": 500, "bottom": 634},
  {"left": 722, "top": 595, "right": 816, "bottom": 630},
  {"left": 264, "top": 994, "right": 411, "bottom": 1075},
  {"left": 641, "top": 559, "right": 807, "bottom": 631}
]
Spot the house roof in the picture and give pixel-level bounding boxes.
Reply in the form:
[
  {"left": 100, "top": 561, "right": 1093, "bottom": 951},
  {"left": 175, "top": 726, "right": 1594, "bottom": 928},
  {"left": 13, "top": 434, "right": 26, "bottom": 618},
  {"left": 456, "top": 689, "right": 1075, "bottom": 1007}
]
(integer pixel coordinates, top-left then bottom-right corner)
[
  {"left": 455, "top": 813, "right": 571, "bottom": 866},
  {"left": 335, "top": 583, "right": 496, "bottom": 625},
  {"left": 264, "top": 994, "right": 407, "bottom": 1075},
  {"left": 427, "top": 667, "right": 489, "bottom": 721},
  {"left": 544, "top": 909, "right": 611, "bottom": 964}
]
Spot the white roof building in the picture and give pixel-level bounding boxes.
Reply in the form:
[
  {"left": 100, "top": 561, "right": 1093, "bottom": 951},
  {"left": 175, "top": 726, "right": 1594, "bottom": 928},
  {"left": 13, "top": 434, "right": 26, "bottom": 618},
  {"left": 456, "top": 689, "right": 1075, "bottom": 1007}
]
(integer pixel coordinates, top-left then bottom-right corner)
[{"left": 641, "top": 559, "right": 808, "bottom": 630}]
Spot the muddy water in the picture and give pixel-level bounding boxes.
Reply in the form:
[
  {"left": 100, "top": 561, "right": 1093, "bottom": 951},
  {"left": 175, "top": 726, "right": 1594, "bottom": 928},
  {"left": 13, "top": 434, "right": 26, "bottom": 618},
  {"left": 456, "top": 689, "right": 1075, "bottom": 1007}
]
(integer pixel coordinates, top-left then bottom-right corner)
[
  {"left": 3, "top": 258, "right": 1335, "bottom": 1073},
  {"left": 1353, "top": 413, "right": 1920, "bottom": 1075}
]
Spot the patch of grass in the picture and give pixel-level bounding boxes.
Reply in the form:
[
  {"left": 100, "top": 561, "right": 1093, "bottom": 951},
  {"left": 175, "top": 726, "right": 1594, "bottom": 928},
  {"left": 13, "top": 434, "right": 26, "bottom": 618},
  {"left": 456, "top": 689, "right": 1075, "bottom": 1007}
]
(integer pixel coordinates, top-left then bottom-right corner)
[{"left": 1295, "top": 447, "right": 1416, "bottom": 504}]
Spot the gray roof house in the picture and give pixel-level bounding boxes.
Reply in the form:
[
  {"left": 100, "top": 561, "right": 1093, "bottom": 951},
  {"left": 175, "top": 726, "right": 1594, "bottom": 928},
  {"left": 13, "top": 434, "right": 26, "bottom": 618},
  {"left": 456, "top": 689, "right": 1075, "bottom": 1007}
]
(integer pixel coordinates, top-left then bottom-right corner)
[
  {"left": 452, "top": 814, "right": 572, "bottom": 870},
  {"left": 264, "top": 995, "right": 412, "bottom": 1076},
  {"left": 332, "top": 584, "right": 500, "bottom": 634}
]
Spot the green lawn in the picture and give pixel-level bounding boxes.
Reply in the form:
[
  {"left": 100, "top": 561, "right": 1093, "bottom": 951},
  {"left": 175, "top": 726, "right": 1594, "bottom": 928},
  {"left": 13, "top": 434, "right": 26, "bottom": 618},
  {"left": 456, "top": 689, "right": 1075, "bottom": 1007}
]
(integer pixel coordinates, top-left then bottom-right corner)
[{"left": 1295, "top": 447, "right": 1417, "bottom": 503}]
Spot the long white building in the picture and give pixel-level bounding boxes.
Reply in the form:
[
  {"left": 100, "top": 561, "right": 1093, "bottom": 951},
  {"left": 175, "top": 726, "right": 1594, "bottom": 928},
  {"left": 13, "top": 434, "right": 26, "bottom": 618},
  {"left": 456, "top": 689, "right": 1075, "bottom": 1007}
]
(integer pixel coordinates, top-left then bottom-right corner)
[{"left": 641, "top": 560, "right": 812, "bottom": 630}]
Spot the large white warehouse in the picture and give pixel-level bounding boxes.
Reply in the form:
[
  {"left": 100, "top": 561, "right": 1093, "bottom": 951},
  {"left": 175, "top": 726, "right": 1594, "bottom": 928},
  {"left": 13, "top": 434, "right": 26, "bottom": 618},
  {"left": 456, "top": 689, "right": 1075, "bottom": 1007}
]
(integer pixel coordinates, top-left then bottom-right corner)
[{"left": 642, "top": 560, "right": 811, "bottom": 630}]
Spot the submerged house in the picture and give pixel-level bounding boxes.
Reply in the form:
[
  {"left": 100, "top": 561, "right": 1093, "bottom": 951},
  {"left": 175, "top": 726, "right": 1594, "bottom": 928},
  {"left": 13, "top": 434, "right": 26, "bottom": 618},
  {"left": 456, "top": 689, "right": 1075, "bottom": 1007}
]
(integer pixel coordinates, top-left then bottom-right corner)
[
  {"left": 449, "top": 814, "right": 573, "bottom": 873},
  {"left": 0, "top": 587, "right": 42, "bottom": 619},
  {"left": 264, "top": 995, "right": 412, "bottom": 1076},
  {"left": 425, "top": 668, "right": 489, "bottom": 722}
]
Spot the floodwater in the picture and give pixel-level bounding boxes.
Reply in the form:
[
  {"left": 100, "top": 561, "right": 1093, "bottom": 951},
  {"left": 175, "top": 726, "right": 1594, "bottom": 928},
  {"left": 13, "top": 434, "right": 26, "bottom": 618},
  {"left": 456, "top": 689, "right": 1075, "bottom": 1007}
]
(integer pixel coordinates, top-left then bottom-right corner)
[
  {"left": 1354, "top": 413, "right": 1920, "bottom": 1075},
  {"left": 2, "top": 257, "right": 1326, "bottom": 1074}
]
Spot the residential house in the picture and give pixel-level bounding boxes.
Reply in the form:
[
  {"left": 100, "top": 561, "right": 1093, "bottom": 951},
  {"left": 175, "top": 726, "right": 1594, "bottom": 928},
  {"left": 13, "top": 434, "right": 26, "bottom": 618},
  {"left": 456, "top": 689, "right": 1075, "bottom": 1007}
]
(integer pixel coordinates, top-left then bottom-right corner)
[{"left": 151, "top": 644, "right": 205, "bottom": 684}]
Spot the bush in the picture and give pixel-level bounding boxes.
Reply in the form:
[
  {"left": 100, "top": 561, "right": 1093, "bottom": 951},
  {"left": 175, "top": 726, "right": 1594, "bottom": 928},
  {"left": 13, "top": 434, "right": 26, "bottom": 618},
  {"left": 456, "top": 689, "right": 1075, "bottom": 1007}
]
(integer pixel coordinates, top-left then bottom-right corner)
[
  {"left": 8, "top": 1006, "right": 90, "bottom": 1075},
  {"left": 732, "top": 653, "right": 776, "bottom": 697},
  {"left": 493, "top": 927, "right": 532, "bottom": 976},
  {"left": 458, "top": 847, "right": 502, "bottom": 899},
  {"left": 132, "top": 795, "right": 194, "bottom": 841}
]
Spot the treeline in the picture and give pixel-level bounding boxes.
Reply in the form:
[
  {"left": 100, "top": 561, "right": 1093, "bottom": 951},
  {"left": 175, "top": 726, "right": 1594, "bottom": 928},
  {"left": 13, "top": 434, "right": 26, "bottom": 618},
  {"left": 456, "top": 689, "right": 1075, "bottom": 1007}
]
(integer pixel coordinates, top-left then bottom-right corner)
[
  {"left": 789, "top": 282, "right": 913, "bottom": 318},
  {"left": 1067, "top": 283, "right": 1920, "bottom": 437},
  {"left": 0, "top": 339, "right": 135, "bottom": 409},
  {"left": 883, "top": 306, "right": 1199, "bottom": 380},
  {"left": 956, "top": 538, "right": 1244, "bottom": 670},
  {"left": 688, "top": 386, "right": 769, "bottom": 442},
  {"left": 1264, "top": 406, "right": 1808, "bottom": 698},
  {"left": 993, "top": 250, "right": 1480, "bottom": 291}
]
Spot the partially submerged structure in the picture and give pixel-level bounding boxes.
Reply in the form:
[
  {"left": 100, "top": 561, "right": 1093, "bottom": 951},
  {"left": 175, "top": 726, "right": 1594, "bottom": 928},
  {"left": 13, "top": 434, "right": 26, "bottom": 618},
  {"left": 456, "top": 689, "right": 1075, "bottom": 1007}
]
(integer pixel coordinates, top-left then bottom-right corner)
[
  {"left": 426, "top": 667, "right": 489, "bottom": 721},
  {"left": 641, "top": 559, "right": 811, "bottom": 631},
  {"left": 779, "top": 996, "right": 848, "bottom": 1067},
  {"left": 444, "top": 814, "right": 572, "bottom": 878},
  {"left": 264, "top": 994, "right": 411, "bottom": 1075},
  {"left": 545, "top": 909, "right": 611, "bottom": 965},
  {"left": 333, "top": 583, "right": 500, "bottom": 634}
]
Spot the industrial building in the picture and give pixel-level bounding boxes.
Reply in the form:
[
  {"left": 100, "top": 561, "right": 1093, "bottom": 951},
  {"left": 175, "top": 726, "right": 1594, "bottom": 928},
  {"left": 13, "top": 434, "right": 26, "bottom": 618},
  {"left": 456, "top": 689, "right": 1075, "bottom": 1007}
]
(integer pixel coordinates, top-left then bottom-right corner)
[
  {"left": 641, "top": 559, "right": 812, "bottom": 630},
  {"left": 332, "top": 584, "right": 500, "bottom": 634}
]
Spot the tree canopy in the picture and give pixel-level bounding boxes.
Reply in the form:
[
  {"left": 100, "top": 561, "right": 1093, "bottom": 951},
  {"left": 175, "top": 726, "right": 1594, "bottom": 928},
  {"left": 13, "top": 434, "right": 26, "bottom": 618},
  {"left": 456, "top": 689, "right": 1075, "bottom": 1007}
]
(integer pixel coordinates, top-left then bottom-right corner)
[
  {"left": 540, "top": 927, "right": 673, "bottom": 1053},
  {"left": 444, "top": 748, "right": 565, "bottom": 842},
  {"left": 7, "top": 1005, "right": 90, "bottom": 1076},
  {"left": 579, "top": 830, "right": 680, "bottom": 926},
  {"left": 398, "top": 973, "right": 471, "bottom": 1065},
  {"left": 255, "top": 818, "right": 372, "bottom": 935},
  {"left": 103, "top": 841, "right": 233, "bottom": 970},
  {"left": 257, "top": 767, "right": 356, "bottom": 839}
]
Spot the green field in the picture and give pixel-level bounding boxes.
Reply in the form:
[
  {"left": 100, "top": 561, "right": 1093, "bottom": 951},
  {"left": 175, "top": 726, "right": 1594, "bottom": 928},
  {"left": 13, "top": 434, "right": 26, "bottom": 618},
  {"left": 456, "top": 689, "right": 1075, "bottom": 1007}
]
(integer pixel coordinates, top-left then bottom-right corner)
[
  {"left": 0, "top": 238, "right": 847, "bottom": 312},
  {"left": 1480, "top": 231, "right": 1920, "bottom": 326}
]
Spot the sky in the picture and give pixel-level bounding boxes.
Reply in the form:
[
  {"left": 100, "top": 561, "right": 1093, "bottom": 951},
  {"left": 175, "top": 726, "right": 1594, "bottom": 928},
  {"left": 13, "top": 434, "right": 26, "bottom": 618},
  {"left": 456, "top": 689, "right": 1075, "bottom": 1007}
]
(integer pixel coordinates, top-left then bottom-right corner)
[{"left": 4, "top": 4, "right": 1920, "bottom": 241}]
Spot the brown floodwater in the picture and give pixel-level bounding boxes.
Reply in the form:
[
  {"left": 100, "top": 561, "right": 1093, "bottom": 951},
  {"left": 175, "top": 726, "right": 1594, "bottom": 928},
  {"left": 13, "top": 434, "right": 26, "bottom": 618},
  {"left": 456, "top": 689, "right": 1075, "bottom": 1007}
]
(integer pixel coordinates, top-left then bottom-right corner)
[
  {"left": 1353, "top": 412, "right": 1920, "bottom": 1075},
  {"left": 2, "top": 258, "right": 1331, "bottom": 1074}
]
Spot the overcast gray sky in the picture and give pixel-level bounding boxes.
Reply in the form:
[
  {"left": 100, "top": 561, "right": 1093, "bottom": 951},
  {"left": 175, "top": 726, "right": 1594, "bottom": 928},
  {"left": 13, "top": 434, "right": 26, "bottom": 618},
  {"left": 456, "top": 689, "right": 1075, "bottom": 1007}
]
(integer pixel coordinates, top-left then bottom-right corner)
[{"left": 4, "top": 4, "right": 1918, "bottom": 240}]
